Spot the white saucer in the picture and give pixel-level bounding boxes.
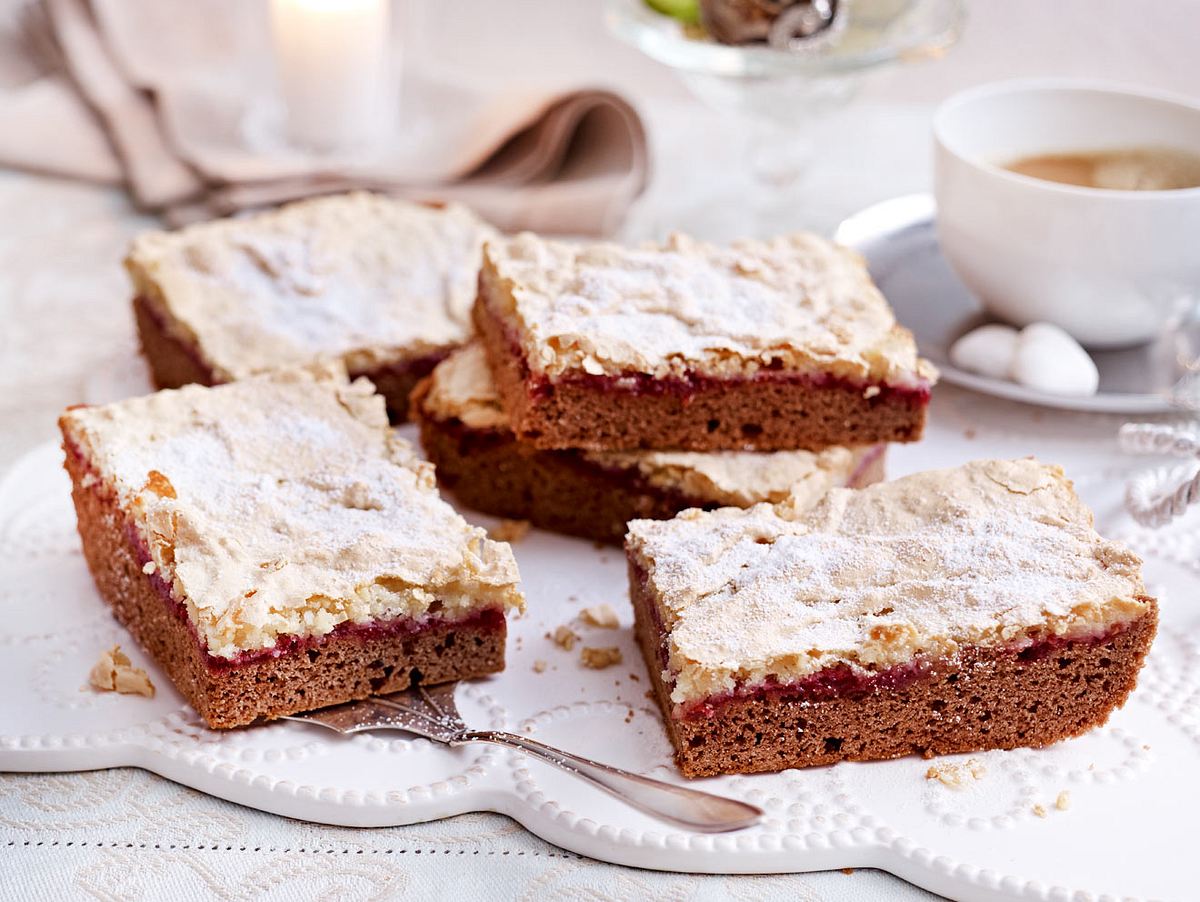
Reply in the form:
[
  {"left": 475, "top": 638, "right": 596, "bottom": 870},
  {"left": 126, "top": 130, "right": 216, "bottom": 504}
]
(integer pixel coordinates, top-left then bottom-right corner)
[{"left": 835, "top": 194, "right": 1199, "bottom": 414}]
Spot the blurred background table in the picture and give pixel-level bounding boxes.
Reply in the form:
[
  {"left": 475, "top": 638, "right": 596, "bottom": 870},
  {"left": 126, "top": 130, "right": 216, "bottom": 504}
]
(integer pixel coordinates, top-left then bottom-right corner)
[{"left": 1, "top": 1, "right": 1197, "bottom": 898}]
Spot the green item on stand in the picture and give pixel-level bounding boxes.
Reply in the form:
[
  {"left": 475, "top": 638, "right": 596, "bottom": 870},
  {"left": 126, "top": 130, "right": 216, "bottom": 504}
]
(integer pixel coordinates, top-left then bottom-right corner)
[{"left": 645, "top": 0, "right": 700, "bottom": 25}]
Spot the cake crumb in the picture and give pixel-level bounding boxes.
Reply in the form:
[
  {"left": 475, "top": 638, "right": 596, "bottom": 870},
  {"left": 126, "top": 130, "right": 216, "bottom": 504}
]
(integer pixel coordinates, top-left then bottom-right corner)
[
  {"left": 141, "top": 561, "right": 156, "bottom": 575},
  {"left": 89, "top": 646, "right": 155, "bottom": 697},
  {"left": 1032, "top": 803, "right": 1047, "bottom": 818},
  {"left": 1055, "top": 790, "right": 1070, "bottom": 811},
  {"left": 841, "top": 868, "right": 855, "bottom": 875},
  {"left": 143, "top": 469, "right": 176, "bottom": 499},
  {"left": 532, "top": 659, "right": 547, "bottom": 674},
  {"left": 341, "top": 480, "right": 383, "bottom": 511},
  {"left": 488, "top": 519, "right": 531, "bottom": 543},
  {"left": 924, "top": 758, "right": 986, "bottom": 788},
  {"left": 629, "top": 673, "right": 640, "bottom": 682},
  {"left": 579, "top": 604, "right": 619, "bottom": 629},
  {"left": 964, "top": 428, "right": 977, "bottom": 440},
  {"left": 581, "top": 646, "right": 623, "bottom": 669},
  {"left": 552, "top": 625, "right": 579, "bottom": 650}
]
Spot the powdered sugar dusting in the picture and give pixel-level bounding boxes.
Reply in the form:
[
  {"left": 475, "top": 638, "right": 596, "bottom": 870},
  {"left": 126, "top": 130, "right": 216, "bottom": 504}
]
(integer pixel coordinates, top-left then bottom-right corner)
[
  {"left": 626, "top": 459, "right": 1150, "bottom": 704},
  {"left": 127, "top": 193, "right": 497, "bottom": 378},
  {"left": 486, "top": 231, "right": 936, "bottom": 385},
  {"left": 62, "top": 369, "right": 523, "bottom": 659},
  {"left": 420, "top": 342, "right": 509, "bottom": 429}
]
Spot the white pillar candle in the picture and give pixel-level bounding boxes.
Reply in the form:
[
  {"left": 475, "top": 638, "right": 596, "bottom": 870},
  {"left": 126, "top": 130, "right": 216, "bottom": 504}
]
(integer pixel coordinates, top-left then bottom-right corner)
[{"left": 270, "top": 0, "right": 392, "bottom": 152}]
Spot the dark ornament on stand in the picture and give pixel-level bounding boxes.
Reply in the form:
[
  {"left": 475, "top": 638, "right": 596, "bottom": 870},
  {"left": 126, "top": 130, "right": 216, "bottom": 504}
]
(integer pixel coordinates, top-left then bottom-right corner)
[{"left": 699, "top": 0, "right": 841, "bottom": 47}]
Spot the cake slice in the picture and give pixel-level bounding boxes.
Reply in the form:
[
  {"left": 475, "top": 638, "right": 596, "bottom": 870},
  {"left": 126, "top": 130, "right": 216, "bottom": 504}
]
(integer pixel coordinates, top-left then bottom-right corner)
[
  {"left": 59, "top": 368, "right": 523, "bottom": 729},
  {"left": 413, "top": 343, "right": 886, "bottom": 543},
  {"left": 128, "top": 192, "right": 498, "bottom": 420},
  {"left": 625, "top": 459, "right": 1157, "bottom": 777},
  {"left": 474, "top": 231, "right": 936, "bottom": 452}
]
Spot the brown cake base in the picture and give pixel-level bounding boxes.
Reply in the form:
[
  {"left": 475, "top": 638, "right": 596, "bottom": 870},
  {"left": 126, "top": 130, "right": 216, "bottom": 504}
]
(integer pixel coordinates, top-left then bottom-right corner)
[
  {"left": 629, "top": 561, "right": 1158, "bottom": 778},
  {"left": 133, "top": 295, "right": 448, "bottom": 422},
  {"left": 413, "top": 380, "right": 886, "bottom": 544},
  {"left": 63, "top": 437, "right": 506, "bottom": 730},
  {"left": 363, "top": 353, "right": 448, "bottom": 423},
  {"left": 473, "top": 290, "right": 930, "bottom": 453}
]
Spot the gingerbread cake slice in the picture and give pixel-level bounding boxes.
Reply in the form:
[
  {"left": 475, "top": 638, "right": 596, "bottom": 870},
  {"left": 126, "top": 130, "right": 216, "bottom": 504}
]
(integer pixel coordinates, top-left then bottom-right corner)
[
  {"left": 128, "top": 192, "right": 498, "bottom": 420},
  {"left": 474, "top": 231, "right": 937, "bottom": 452},
  {"left": 59, "top": 368, "right": 524, "bottom": 729},
  {"left": 413, "top": 343, "right": 886, "bottom": 543},
  {"left": 625, "top": 459, "right": 1157, "bottom": 778}
]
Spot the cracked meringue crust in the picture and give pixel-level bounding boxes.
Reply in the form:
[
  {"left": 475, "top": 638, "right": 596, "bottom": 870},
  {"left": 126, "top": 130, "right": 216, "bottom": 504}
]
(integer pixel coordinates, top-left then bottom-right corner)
[
  {"left": 480, "top": 231, "right": 936, "bottom": 384},
  {"left": 626, "top": 458, "right": 1153, "bottom": 707},
  {"left": 59, "top": 367, "right": 524, "bottom": 662},
  {"left": 126, "top": 192, "right": 497, "bottom": 388}
]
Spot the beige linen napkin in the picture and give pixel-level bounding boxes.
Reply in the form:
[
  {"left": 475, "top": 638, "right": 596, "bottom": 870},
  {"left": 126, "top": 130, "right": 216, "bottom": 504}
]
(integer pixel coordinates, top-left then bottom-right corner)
[{"left": 1, "top": 0, "right": 648, "bottom": 235}]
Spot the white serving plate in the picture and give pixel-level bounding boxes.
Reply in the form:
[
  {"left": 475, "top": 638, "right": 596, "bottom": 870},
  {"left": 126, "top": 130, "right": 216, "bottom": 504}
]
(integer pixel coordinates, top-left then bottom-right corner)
[{"left": 1, "top": 393, "right": 1197, "bottom": 901}]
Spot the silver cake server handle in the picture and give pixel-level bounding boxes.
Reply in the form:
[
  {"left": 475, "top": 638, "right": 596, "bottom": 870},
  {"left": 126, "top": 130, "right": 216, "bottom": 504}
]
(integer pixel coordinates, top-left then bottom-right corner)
[
  {"left": 282, "top": 683, "right": 762, "bottom": 833},
  {"left": 451, "top": 728, "right": 762, "bottom": 832}
]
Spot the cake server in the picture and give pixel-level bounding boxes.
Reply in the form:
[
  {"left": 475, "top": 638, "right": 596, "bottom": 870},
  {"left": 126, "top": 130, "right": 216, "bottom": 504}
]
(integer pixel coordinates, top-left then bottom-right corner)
[{"left": 282, "top": 682, "right": 763, "bottom": 833}]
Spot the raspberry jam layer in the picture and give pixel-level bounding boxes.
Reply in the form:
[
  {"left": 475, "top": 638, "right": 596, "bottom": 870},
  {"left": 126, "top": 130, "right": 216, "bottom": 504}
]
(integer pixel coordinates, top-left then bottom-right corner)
[
  {"left": 672, "top": 624, "right": 1134, "bottom": 722},
  {"left": 846, "top": 443, "right": 886, "bottom": 487},
  {"left": 629, "top": 559, "right": 1133, "bottom": 723},
  {"left": 533, "top": 368, "right": 931, "bottom": 410},
  {"left": 484, "top": 295, "right": 931, "bottom": 409},
  {"left": 201, "top": 607, "right": 506, "bottom": 672},
  {"left": 129, "top": 513, "right": 505, "bottom": 673}
]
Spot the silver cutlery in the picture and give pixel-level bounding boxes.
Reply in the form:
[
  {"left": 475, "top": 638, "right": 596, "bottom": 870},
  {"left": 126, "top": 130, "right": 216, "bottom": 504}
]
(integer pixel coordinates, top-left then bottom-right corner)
[{"left": 283, "top": 682, "right": 763, "bottom": 833}]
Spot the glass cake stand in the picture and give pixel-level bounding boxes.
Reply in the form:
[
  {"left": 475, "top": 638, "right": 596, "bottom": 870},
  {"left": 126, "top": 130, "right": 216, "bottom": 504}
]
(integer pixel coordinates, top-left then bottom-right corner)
[{"left": 605, "top": 0, "right": 965, "bottom": 236}]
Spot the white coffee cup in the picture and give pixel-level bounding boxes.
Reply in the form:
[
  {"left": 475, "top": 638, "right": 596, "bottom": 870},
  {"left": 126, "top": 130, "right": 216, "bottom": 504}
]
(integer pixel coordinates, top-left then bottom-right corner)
[{"left": 933, "top": 79, "right": 1200, "bottom": 348}]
